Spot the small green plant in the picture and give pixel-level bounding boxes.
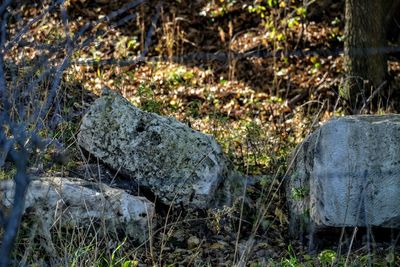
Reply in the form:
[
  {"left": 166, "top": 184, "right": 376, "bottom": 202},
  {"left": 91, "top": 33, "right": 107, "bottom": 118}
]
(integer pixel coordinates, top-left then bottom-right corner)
[
  {"left": 167, "top": 66, "right": 194, "bottom": 86},
  {"left": 310, "top": 56, "right": 322, "bottom": 74},
  {"left": 318, "top": 250, "right": 336, "bottom": 266},
  {"left": 136, "top": 82, "right": 162, "bottom": 114},
  {"left": 291, "top": 186, "right": 308, "bottom": 200},
  {"left": 219, "top": 76, "right": 228, "bottom": 85},
  {"left": 115, "top": 36, "right": 140, "bottom": 58},
  {"left": 280, "top": 245, "right": 300, "bottom": 267},
  {"left": 101, "top": 239, "right": 139, "bottom": 267},
  {"left": 199, "top": 0, "right": 237, "bottom": 18},
  {"left": 0, "top": 168, "right": 16, "bottom": 181},
  {"left": 187, "top": 99, "right": 202, "bottom": 118},
  {"left": 70, "top": 244, "right": 96, "bottom": 267}
]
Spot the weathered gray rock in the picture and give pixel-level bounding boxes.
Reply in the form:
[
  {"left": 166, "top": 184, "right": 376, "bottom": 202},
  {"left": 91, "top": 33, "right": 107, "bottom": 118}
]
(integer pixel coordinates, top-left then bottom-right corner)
[
  {"left": 286, "top": 115, "right": 400, "bottom": 237},
  {"left": 0, "top": 176, "right": 154, "bottom": 243},
  {"left": 78, "top": 88, "right": 240, "bottom": 209}
]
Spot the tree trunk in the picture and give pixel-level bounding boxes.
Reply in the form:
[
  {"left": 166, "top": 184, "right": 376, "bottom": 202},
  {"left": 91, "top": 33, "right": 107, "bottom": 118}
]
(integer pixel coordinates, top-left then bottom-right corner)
[
  {"left": 342, "top": 0, "right": 388, "bottom": 112},
  {"left": 385, "top": 1, "right": 400, "bottom": 42}
]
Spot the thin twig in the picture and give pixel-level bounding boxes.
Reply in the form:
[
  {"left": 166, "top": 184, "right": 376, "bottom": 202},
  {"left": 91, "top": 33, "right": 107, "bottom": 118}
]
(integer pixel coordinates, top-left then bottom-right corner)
[{"left": 359, "top": 80, "right": 388, "bottom": 113}]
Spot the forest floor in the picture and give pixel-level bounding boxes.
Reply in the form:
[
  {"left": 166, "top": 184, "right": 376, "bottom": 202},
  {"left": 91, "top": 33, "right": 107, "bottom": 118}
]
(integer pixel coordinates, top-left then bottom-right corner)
[{"left": 5, "top": 0, "right": 400, "bottom": 266}]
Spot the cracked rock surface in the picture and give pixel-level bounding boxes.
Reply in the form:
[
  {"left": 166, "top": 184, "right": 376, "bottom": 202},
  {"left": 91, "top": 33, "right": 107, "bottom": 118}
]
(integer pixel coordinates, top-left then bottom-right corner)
[
  {"left": 287, "top": 115, "right": 400, "bottom": 238},
  {"left": 0, "top": 176, "right": 154, "bottom": 243},
  {"left": 78, "top": 89, "right": 241, "bottom": 209}
]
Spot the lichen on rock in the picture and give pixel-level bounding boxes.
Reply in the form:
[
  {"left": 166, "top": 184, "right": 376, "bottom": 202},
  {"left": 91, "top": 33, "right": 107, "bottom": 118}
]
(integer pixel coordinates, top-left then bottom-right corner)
[{"left": 78, "top": 88, "right": 242, "bottom": 209}]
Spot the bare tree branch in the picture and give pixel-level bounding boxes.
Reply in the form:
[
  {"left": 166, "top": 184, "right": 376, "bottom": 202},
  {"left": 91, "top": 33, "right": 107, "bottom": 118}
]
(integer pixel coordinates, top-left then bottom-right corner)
[
  {"left": 0, "top": 146, "right": 29, "bottom": 267},
  {"left": 3, "top": 0, "right": 64, "bottom": 53},
  {"left": 0, "top": 1, "right": 157, "bottom": 264}
]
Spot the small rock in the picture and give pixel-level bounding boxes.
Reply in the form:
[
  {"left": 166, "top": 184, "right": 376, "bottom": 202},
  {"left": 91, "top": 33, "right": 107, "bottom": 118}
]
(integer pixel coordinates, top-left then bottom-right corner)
[{"left": 187, "top": 235, "right": 201, "bottom": 249}]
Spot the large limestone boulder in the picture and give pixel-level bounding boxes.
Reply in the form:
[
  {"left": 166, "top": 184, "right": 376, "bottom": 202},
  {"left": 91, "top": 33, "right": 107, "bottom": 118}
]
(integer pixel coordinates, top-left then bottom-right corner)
[
  {"left": 286, "top": 115, "right": 400, "bottom": 238},
  {"left": 0, "top": 177, "right": 154, "bottom": 243},
  {"left": 78, "top": 88, "right": 239, "bottom": 209}
]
